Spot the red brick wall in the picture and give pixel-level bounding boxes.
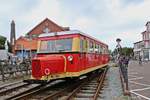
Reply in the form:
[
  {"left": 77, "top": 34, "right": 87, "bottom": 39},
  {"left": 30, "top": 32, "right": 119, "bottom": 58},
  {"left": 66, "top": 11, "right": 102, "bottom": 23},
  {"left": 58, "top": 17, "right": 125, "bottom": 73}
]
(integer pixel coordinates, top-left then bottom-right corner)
[
  {"left": 15, "top": 18, "right": 66, "bottom": 52},
  {"left": 29, "top": 19, "right": 64, "bottom": 35}
]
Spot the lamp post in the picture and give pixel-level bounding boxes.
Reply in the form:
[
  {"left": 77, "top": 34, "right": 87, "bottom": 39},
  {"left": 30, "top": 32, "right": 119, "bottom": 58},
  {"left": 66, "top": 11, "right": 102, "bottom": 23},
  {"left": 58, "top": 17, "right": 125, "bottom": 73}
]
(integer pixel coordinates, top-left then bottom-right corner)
[
  {"left": 116, "top": 38, "right": 129, "bottom": 94},
  {"left": 116, "top": 38, "right": 122, "bottom": 60},
  {"left": 5, "top": 39, "right": 8, "bottom": 53}
]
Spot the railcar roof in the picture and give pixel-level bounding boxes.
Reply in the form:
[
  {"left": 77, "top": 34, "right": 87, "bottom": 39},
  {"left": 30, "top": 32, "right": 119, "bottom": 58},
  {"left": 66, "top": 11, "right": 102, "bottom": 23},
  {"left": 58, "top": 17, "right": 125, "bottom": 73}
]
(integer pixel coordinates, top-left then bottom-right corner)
[{"left": 38, "top": 30, "right": 108, "bottom": 47}]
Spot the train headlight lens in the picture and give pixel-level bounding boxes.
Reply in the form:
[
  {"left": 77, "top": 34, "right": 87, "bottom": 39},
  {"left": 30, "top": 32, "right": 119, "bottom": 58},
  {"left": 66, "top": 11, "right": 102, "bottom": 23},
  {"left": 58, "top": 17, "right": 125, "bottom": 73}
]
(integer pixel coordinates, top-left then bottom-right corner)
[
  {"left": 68, "top": 55, "right": 73, "bottom": 61},
  {"left": 45, "top": 68, "right": 50, "bottom": 75}
]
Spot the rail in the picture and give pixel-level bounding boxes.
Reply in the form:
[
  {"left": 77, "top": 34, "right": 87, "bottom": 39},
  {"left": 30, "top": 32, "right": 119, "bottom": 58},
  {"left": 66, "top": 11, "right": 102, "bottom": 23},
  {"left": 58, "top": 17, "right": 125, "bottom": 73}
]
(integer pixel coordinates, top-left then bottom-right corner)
[
  {"left": 93, "top": 68, "right": 108, "bottom": 100},
  {"left": 7, "top": 80, "right": 65, "bottom": 100},
  {"left": 0, "top": 83, "right": 29, "bottom": 96},
  {"left": 4, "top": 84, "right": 41, "bottom": 100},
  {"left": 66, "top": 68, "right": 108, "bottom": 100},
  {"left": 2, "top": 67, "right": 108, "bottom": 100},
  {"left": 0, "top": 82, "right": 41, "bottom": 100}
]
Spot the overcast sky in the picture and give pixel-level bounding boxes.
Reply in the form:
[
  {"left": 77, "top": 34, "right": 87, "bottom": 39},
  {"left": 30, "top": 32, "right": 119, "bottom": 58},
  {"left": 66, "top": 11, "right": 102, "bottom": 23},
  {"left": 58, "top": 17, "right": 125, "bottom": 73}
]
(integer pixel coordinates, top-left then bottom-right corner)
[{"left": 0, "top": 0, "right": 150, "bottom": 50}]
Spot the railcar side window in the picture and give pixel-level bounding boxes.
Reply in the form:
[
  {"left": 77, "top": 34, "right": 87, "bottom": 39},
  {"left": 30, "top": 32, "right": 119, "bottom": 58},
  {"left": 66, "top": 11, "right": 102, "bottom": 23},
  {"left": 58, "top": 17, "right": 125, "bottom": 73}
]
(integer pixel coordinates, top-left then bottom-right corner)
[
  {"left": 103, "top": 47, "right": 107, "bottom": 54},
  {"left": 39, "top": 41, "right": 48, "bottom": 52},
  {"left": 101, "top": 47, "right": 104, "bottom": 54},
  {"left": 98, "top": 45, "right": 100, "bottom": 54},
  {"left": 80, "top": 39, "right": 84, "bottom": 52},
  {"left": 38, "top": 38, "right": 72, "bottom": 53},
  {"left": 105, "top": 47, "right": 108, "bottom": 54},
  {"left": 95, "top": 44, "right": 99, "bottom": 53},
  {"left": 84, "top": 40, "right": 88, "bottom": 52},
  {"left": 99, "top": 45, "right": 102, "bottom": 54},
  {"left": 87, "top": 40, "right": 90, "bottom": 52},
  {"left": 89, "top": 41, "right": 94, "bottom": 52}
]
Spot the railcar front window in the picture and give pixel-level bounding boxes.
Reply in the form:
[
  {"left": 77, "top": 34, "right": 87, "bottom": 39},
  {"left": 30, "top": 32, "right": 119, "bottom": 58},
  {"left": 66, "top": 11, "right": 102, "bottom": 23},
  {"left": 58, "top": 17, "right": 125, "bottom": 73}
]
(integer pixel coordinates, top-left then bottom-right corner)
[{"left": 39, "top": 38, "right": 72, "bottom": 53}]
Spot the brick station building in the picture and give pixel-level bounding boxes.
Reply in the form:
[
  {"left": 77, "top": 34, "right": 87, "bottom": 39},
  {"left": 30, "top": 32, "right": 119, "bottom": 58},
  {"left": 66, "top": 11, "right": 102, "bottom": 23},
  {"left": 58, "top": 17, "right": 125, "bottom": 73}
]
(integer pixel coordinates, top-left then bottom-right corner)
[{"left": 15, "top": 18, "right": 69, "bottom": 58}]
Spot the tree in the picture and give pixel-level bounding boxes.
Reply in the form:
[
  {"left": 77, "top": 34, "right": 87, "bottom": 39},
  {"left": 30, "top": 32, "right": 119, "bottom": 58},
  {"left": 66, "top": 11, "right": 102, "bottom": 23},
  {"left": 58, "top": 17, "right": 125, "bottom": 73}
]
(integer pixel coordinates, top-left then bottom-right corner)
[
  {"left": 112, "top": 47, "right": 133, "bottom": 57},
  {"left": 0, "top": 35, "right": 12, "bottom": 52},
  {"left": 0, "top": 35, "right": 6, "bottom": 49},
  {"left": 121, "top": 47, "right": 133, "bottom": 56},
  {"left": 108, "top": 49, "right": 112, "bottom": 54}
]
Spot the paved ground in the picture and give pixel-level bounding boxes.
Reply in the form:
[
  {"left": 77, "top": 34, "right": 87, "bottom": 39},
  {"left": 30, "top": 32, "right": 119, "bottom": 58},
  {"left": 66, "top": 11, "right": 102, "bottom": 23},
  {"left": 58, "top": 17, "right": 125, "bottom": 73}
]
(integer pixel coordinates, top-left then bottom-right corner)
[
  {"left": 128, "top": 60, "right": 150, "bottom": 100},
  {"left": 100, "top": 64, "right": 130, "bottom": 100}
]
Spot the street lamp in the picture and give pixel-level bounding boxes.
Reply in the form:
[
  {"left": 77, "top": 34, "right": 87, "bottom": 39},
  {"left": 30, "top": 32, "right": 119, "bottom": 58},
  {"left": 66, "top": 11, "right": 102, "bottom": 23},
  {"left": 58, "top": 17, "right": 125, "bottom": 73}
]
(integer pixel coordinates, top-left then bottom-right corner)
[
  {"left": 5, "top": 39, "right": 8, "bottom": 53},
  {"left": 116, "top": 38, "right": 122, "bottom": 56},
  {"left": 116, "top": 38, "right": 129, "bottom": 94},
  {"left": 114, "top": 38, "right": 122, "bottom": 62},
  {"left": 116, "top": 38, "right": 121, "bottom": 44}
]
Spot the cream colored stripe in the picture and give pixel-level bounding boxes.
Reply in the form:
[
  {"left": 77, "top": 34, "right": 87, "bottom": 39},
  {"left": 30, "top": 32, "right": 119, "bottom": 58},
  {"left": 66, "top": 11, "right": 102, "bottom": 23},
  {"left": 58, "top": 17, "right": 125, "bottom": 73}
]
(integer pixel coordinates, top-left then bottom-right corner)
[
  {"left": 34, "top": 63, "right": 108, "bottom": 80},
  {"left": 62, "top": 55, "right": 67, "bottom": 72}
]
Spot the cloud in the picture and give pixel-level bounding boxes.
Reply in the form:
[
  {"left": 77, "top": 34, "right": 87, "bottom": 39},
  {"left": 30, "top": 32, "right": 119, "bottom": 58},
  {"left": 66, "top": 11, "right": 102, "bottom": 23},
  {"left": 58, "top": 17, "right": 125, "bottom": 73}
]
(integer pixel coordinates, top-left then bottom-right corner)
[{"left": 0, "top": 0, "right": 149, "bottom": 50}]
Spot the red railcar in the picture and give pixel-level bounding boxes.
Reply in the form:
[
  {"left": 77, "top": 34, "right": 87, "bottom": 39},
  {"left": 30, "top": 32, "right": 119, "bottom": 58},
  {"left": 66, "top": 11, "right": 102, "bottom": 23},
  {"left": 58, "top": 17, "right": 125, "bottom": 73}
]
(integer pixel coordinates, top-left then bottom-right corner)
[{"left": 30, "top": 30, "right": 109, "bottom": 82}]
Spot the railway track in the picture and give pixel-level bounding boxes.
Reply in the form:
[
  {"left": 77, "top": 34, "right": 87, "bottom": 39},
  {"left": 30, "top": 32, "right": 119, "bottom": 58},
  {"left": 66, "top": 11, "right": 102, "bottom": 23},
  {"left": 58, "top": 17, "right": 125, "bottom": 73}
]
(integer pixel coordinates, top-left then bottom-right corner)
[
  {"left": 3, "top": 80, "right": 65, "bottom": 100},
  {"left": 1, "top": 67, "right": 108, "bottom": 100},
  {"left": 0, "top": 81, "right": 30, "bottom": 96},
  {"left": 0, "top": 81, "right": 23, "bottom": 90},
  {"left": 8, "top": 79, "right": 78, "bottom": 100},
  {"left": 65, "top": 68, "right": 108, "bottom": 100},
  {"left": 0, "top": 81, "right": 40, "bottom": 100},
  {"left": 42, "top": 68, "right": 108, "bottom": 100},
  {"left": 10, "top": 67, "right": 107, "bottom": 100}
]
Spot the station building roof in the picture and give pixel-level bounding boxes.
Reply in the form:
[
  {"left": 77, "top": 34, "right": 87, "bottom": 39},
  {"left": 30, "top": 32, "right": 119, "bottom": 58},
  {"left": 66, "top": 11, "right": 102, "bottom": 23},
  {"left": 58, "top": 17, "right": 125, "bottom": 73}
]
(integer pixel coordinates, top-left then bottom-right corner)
[{"left": 15, "top": 18, "right": 69, "bottom": 51}]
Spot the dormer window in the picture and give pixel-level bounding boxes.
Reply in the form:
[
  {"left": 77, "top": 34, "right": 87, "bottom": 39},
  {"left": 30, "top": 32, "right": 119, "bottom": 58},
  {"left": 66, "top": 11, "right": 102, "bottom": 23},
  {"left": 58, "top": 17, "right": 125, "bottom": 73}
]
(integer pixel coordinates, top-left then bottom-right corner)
[{"left": 43, "top": 27, "right": 50, "bottom": 33}]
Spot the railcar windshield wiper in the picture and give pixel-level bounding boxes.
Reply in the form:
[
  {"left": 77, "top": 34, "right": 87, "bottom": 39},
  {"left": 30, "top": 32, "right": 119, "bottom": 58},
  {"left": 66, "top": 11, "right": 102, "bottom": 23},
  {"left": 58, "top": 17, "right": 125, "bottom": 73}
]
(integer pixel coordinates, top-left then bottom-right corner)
[{"left": 58, "top": 49, "right": 65, "bottom": 52}]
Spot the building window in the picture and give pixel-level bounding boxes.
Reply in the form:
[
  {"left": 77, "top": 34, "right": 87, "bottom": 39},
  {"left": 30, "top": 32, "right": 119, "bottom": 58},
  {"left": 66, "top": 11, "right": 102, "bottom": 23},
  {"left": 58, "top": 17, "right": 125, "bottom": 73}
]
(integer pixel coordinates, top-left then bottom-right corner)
[
  {"left": 144, "top": 50, "right": 149, "bottom": 60},
  {"left": 43, "top": 27, "right": 50, "bottom": 33},
  {"left": 32, "top": 34, "right": 38, "bottom": 38},
  {"left": 16, "top": 44, "right": 22, "bottom": 50}
]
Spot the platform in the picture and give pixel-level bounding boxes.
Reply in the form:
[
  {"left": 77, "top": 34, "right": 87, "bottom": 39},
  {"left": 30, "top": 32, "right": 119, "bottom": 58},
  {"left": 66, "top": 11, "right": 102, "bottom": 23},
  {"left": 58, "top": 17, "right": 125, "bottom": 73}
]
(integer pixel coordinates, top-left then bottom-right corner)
[
  {"left": 99, "top": 63, "right": 130, "bottom": 100},
  {"left": 128, "top": 61, "right": 150, "bottom": 100}
]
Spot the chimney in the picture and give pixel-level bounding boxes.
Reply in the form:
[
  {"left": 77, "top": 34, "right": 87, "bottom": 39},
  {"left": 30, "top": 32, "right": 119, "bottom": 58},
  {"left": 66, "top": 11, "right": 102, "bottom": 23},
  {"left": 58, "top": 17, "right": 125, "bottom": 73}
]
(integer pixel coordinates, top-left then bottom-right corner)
[{"left": 10, "top": 20, "right": 16, "bottom": 53}]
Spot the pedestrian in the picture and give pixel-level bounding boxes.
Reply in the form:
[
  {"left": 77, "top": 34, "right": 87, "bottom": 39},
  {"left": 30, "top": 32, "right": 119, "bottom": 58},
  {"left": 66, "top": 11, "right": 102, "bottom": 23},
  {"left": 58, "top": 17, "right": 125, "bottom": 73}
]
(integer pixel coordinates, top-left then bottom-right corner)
[{"left": 139, "top": 56, "right": 142, "bottom": 65}]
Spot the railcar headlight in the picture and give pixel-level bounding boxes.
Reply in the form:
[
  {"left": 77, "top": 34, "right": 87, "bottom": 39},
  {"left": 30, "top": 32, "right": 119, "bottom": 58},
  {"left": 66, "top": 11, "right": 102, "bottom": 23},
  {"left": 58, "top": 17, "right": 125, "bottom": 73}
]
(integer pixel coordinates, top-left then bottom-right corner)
[
  {"left": 45, "top": 68, "right": 50, "bottom": 75},
  {"left": 68, "top": 55, "right": 73, "bottom": 61}
]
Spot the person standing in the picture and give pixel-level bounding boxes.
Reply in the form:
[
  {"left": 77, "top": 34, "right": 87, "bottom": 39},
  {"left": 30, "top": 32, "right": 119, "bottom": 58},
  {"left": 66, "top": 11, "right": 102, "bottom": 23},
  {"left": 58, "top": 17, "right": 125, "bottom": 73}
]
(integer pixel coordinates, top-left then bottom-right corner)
[{"left": 139, "top": 56, "right": 142, "bottom": 65}]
